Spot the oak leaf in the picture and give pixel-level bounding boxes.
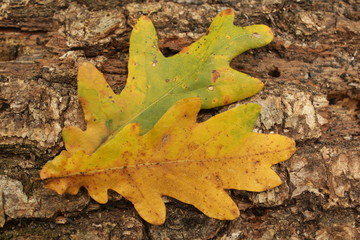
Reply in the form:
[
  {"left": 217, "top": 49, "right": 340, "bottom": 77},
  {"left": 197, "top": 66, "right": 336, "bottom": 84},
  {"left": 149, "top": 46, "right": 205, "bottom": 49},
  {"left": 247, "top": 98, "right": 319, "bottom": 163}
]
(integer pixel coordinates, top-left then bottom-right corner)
[
  {"left": 40, "top": 9, "right": 296, "bottom": 225},
  {"left": 41, "top": 98, "right": 296, "bottom": 225},
  {"left": 62, "top": 9, "right": 273, "bottom": 155}
]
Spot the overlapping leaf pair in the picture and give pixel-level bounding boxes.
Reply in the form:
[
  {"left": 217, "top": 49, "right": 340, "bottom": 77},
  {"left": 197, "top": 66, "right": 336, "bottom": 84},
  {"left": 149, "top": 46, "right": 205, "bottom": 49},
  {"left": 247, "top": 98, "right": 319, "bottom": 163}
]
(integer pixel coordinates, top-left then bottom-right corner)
[{"left": 40, "top": 9, "right": 296, "bottom": 225}]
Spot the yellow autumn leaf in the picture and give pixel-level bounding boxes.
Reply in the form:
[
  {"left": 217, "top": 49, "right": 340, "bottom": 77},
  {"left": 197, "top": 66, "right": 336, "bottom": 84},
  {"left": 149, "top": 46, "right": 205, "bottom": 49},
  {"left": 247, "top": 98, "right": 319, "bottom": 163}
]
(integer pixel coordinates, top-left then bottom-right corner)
[{"left": 41, "top": 98, "right": 296, "bottom": 225}]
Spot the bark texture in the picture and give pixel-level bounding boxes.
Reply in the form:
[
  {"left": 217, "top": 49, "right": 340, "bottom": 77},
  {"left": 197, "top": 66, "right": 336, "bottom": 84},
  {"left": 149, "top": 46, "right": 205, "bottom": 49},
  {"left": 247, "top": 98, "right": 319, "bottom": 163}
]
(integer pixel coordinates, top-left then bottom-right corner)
[{"left": 0, "top": 0, "right": 359, "bottom": 239}]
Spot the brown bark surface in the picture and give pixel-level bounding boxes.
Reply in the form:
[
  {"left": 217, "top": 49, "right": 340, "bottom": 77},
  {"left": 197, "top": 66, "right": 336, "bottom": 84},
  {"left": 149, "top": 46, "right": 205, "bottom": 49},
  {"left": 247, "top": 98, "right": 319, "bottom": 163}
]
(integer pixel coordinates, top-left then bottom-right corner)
[{"left": 0, "top": 0, "right": 359, "bottom": 239}]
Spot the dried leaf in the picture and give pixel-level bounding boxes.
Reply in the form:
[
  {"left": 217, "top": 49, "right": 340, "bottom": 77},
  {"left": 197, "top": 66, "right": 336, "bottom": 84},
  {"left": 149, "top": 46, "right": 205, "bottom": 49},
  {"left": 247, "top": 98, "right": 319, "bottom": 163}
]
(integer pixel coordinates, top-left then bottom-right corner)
[{"left": 41, "top": 98, "right": 296, "bottom": 225}]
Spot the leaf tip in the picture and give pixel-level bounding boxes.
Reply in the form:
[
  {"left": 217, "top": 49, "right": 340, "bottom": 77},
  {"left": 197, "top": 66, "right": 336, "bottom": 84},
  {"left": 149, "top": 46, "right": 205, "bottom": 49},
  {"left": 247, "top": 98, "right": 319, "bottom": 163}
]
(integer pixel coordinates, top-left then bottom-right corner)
[
  {"left": 288, "top": 138, "right": 297, "bottom": 155},
  {"left": 250, "top": 25, "right": 274, "bottom": 46},
  {"left": 140, "top": 16, "right": 151, "bottom": 21},
  {"left": 220, "top": 9, "right": 234, "bottom": 16},
  {"left": 224, "top": 206, "right": 240, "bottom": 220},
  {"left": 135, "top": 16, "right": 153, "bottom": 30},
  {"left": 78, "top": 62, "right": 98, "bottom": 76},
  {"left": 79, "top": 61, "right": 94, "bottom": 68},
  {"left": 252, "top": 103, "right": 262, "bottom": 113},
  {"left": 44, "top": 179, "right": 70, "bottom": 195},
  {"left": 78, "top": 61, "right": 101, "bottom": 82},
  {"left": 258, "top": 78, "right": 265, "bottom": 91}
]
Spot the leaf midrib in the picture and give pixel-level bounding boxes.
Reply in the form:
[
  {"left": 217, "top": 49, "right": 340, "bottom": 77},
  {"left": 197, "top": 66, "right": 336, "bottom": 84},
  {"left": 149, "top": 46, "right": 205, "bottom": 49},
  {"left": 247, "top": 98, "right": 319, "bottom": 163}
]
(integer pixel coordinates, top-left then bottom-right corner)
[{"left": 42, "top": 146, "right": 294, "bottom": 181}]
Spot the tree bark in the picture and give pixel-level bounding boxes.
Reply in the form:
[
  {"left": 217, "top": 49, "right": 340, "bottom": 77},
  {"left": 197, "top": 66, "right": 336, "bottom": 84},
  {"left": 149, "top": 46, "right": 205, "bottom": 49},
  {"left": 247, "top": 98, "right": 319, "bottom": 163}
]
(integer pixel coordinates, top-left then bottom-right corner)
[{"left": 0, "top": 0, "right": 359, "bottom": 239}]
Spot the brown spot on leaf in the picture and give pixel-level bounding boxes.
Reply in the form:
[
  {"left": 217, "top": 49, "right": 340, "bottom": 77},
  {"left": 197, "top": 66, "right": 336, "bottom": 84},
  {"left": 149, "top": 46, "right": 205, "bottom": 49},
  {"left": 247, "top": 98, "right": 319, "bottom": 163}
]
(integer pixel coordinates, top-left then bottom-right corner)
[
  {"left": 180, "top": 47, "right": 189, "bottom": 54},
  {"left": 122, "top": 151, "right": 132, "bottom": 159},
  {"left": 231, "top": 209, "right": 238, "bottom": 216},
  {"left": 223, "top": 96, "right": 230, "bottom": 105},
  {"left": 162, "top": 134, "right": 170, "bottom": 144},
  {"left": 220, "top": 9, "right": 233, "bottom": 16},
  {"left": 131, "top": 124, "right": 138, "bottom": 131},
  {"left": 211, "top": 70, "right": 220, "bottom": 83},
  {"left": 188, "top": 143, "right": 200, "bottom": 151},
  {"left": 252, "top": 32, "right": 261, "bottom": 39},
  {"left": 142, "top": 16, "right": 151, "bottom": 21}
]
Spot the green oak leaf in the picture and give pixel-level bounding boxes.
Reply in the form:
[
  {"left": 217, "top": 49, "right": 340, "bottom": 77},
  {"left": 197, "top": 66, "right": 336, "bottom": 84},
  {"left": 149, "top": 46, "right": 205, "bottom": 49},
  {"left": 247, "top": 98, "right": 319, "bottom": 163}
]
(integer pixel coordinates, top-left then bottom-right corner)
[{"left": 63, "top": 9, "right": 273, "bottom": 156}]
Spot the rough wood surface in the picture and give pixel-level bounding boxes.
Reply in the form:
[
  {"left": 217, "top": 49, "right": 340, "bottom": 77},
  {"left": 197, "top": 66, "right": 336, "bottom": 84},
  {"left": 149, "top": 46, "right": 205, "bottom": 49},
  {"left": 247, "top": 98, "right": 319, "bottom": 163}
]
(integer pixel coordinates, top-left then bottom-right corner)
[{"left": 0, "top": 0, "right": 359, "bottom": 239}]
